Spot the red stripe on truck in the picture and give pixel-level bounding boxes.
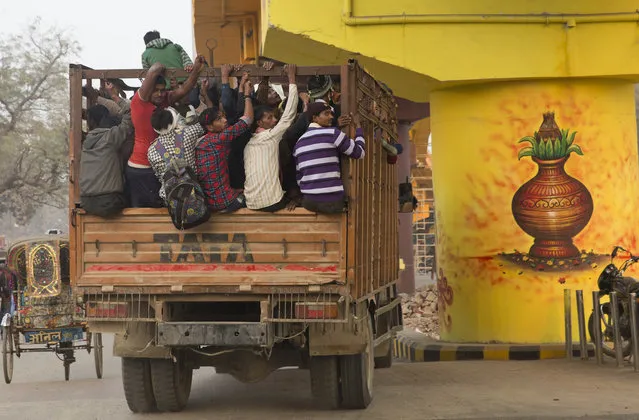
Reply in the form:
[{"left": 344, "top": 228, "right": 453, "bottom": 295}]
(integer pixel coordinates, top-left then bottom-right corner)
[{"left": 85, "top": 264, "right": 338, "bottom": 273}]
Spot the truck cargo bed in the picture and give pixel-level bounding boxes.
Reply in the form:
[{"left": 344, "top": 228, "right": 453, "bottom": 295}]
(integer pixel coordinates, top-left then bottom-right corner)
[
  {"left": 69, "top": 62, "right": 399, "bottom": 299},
  {"left": 73, "top": 208, "right": 344, "bottom": 289}
]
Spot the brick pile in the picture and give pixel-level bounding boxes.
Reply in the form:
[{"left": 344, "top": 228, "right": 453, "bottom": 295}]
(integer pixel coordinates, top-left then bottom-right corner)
[{"left": 399, "top": 284, "right": 439, "bottom": 340}]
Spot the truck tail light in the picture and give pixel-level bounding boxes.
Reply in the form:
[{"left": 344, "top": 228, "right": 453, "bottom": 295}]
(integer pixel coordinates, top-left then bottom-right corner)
[
  {"left": 87, "top": 302, "right": 129, "bottom": 319},
  {"left": 295, "top": 302, "right": 339, "bottom": 320}
]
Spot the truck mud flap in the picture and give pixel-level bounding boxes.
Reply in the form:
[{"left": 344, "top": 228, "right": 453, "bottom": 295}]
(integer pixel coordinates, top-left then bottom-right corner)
[{"left": 157, "top": 322, "right": 270, "bottom": 347}]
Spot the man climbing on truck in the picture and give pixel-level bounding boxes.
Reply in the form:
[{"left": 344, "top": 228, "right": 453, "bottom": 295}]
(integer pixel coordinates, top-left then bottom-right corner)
[
  {"left": 127, "top": 55, "right": 205, "bottom": 208},
  {"left": 79, "top": 85, "right": 134, "bottom": 217},
  {"left": 243, "top": 64, "right": 299, "bottom": 212},
  {"left": 196, "top": 76, "right": 254, "bottom": 213},
  {"left": 141, "top": 30, "right": 194, "bottom": 73},
  {"left": 293, "top": 102, "right": 365, "bottom": 213}
]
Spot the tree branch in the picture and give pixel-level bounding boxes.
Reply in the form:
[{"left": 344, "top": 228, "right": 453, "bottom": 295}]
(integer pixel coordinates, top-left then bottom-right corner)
[{"left": 0, "top": 20, "right": 76, "bottom": 223}]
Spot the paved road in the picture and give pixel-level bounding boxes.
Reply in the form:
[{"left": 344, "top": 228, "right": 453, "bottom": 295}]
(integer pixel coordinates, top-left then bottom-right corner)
[{"left": 2, "top": 334, "right": 639, "bottom": 420}]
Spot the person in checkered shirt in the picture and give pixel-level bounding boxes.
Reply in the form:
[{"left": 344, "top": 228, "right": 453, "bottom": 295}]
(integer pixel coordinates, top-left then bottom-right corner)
[
  {"left": 196, "top": 76, "right": 254, "bottom": 213},
  {"left": 147, "top": 106, "right": 205, "bottom": 201}
]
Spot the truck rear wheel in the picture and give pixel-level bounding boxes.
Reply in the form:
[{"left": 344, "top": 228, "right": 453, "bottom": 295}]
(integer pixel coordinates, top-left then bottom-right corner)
[
  {"left": 339, "top": 316, "right": 374, "bottom": 409},
  {"left": 150, "top": 355, "right": 193, "bottom": 412},
  {"left": 122, "top": 358, "right": 157, "bottom": 413},
  {"left": 309, "top": 355, "right": 340, "bottom": 409}
]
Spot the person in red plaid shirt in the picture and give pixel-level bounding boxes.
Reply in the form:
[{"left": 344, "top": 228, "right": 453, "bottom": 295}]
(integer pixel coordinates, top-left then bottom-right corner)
[{"left": 196, "top": 76, "right": 254, "bottom": 213}]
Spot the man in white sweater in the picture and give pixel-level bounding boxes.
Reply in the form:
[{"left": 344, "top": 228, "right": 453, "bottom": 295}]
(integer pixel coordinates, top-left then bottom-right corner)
[{"left": 243, "top": 64, "right": 299, "bottom": 211}]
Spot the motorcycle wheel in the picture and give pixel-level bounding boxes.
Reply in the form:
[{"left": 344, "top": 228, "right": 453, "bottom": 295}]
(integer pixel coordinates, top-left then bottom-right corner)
[{"left": 588, "top": 304, "right": 632, "bottom": 358}]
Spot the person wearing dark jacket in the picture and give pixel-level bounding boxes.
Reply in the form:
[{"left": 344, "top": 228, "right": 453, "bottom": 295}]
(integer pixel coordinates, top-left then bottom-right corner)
[
  {"left": 219, "top": 64, "right": 256, "bottom": 190},
  {"left": 80, "top": 98, "right": 134, "bottom": 217}
]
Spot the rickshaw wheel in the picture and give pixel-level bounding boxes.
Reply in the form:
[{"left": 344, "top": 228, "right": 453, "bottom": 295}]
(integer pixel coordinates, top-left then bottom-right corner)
[
  {"left": 94, "top": 333, "right": 103, "bottom": 379},
  {"left": 64, "top": 362, "right": 70, "bottom": 381},
  {"left": 2, "top": 326, "right": 13, "bottom": 384}
]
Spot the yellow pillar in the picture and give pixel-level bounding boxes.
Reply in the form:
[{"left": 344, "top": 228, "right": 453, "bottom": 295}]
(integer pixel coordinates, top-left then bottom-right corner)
[{"left": 432, "top": 79, "right": 639, "bottom": 343}]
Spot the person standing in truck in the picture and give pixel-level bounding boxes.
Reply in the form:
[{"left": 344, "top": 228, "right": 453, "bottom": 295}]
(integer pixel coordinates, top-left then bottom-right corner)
[
  {"left": 293, "top": 102, "right": 365, "bottom": 213},
  {"left": 220, "top": 65, "right": 254, "bottom": 190},
  {"left": 84, "top": 81, "right": 134, "bottom": 166},
  {"left": 141, "top": 30, "right": 193, "bottom": 74},
  {"left": 127, "top": 56, "right": 205, "bottom": 208},
  {"left": 280, "top": 75, "right": 351, "bottom": 208},
  {"left": 147, "top": 97, "right": 209, "bottom": 200},
  {"left": 196, "top": 78, "right": 254, "bottom": 213},
  {"left": 221, "top": 62, "right": 277, "bottom": 190},
  {"left": 141, "top": 30, "right": 202, "bottom": 108},
  {"left": 243, "top": 64, "right": 299, "bottom": 212},
  {"left": 79, "top": 87, "right": 133, "bottom": 217}
]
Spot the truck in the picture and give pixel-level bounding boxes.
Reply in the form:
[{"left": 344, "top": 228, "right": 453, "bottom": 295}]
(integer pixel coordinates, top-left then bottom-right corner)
[{"left": 68, "top": 60, "right": 403, "bottom": 412}]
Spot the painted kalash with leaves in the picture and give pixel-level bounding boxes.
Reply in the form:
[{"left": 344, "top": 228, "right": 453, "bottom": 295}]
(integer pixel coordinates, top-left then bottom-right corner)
[
  {"left": 68, "top": 61, "right": 406, "bottom": 413},
  {"left": 512, "top": 112, "right": 593, "bottom": 261}
]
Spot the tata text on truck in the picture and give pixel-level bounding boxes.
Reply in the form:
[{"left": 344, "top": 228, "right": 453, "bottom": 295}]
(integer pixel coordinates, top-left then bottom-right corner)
[{"left": 68, "top": 61, "right": 403, "bottom": 412}]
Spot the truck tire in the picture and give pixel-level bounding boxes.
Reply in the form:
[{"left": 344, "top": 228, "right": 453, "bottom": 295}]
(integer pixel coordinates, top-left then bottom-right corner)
[
  {"left": 374, "top": 338, "right": 393, "bottom": 369},
  {"left": 150, "top": 356, "right": 193, "bottom": 412},
  {"left": 309, "top": 355, "right": 340, "bottom": 409},
  {"left": 339, "top": 316, "right": 374, "bottom": 409},
  {"left": 122, "top": 358, "right": 157, "bottom": 413}
]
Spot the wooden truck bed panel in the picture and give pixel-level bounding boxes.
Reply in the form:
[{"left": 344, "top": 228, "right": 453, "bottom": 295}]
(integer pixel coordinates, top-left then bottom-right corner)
[
  {"left": 82, "top": 242, "right": 341, "bottom": 263},
  {"left": 74, "top": 209, "right": 345, "bottom": 288},
  {"left": 341, "top": 63, "right": 399, "bottom": 299}
]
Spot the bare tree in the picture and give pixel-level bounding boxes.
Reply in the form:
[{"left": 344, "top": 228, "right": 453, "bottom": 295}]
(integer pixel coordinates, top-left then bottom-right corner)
[{"left": 0, "top": 19, "right": 80, "bottom": 224}]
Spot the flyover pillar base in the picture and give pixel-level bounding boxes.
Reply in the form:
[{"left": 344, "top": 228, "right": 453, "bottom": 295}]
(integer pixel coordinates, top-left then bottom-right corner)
[{"left": 431, "top": 78, "right": 639, "bottom": 343}]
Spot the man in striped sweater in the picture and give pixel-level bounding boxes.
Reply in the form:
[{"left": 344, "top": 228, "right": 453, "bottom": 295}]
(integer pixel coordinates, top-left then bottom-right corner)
[{"left": 293, "top": 102, "right": 365, "bottom": 213}]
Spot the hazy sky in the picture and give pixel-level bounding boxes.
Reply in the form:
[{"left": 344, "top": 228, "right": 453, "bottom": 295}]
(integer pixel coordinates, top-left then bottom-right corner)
[{"left": 0, "top": 0, "right": 194, "bottom": 70}]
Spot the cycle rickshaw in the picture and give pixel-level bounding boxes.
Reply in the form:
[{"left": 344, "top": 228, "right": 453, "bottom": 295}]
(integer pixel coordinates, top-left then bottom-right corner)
[{"left": 2, "top": 235, "right": 103, "bottom": 383}]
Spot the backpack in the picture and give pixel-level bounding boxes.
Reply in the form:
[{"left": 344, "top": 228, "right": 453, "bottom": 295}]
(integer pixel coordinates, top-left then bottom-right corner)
[{"left": 154, "top": 129, "right": 211, "bottom": 230}]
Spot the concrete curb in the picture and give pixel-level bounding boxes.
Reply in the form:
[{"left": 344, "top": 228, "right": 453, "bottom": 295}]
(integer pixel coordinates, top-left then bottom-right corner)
[{"left": 393, "top": 331, "right": 595, "bottom": 362}]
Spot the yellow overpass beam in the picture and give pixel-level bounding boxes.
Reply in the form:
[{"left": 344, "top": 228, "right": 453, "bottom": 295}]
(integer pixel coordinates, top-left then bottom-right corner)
[{"left": 261, "top": 0, "right": 639, "bottom": 100}]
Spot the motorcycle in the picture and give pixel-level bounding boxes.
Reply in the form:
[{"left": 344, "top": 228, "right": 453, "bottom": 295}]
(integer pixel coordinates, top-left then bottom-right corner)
[{"left": 587, "top": 246, "right": 639, "bottom": 358}]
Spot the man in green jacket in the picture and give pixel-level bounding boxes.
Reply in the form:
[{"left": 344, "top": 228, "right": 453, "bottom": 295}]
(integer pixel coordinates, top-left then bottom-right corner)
[
  {"left": 142, "top": 30, "right": 201, "bottom": 108},
  {"left": 141, "top": 30, "right": 193, "bottom": 72}
]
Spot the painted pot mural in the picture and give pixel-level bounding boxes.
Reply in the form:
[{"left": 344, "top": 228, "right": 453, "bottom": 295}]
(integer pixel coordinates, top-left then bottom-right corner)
[
  {"left": 512, "top": 112, "right": 594, "bottom": 259},
  {"left": 430, "top": 79, "right": 639, "bottom": 343}
]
